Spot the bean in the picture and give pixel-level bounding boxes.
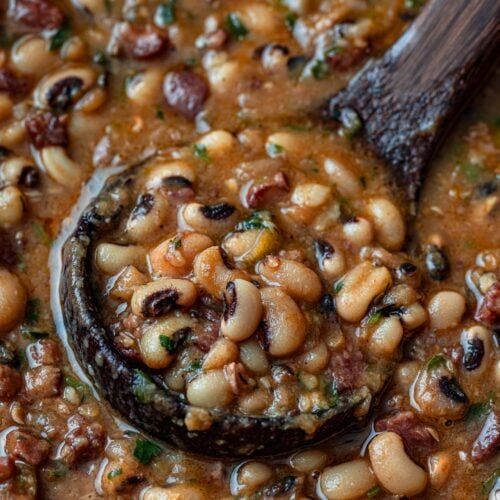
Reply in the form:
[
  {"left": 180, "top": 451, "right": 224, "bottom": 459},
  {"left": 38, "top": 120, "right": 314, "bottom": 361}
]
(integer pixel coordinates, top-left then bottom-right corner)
[
  {"left": 40, "top": 146, "right": 82, "bottom": 188},
  {"left": 61, "top": 36, "right": 88, "bottom": 62},
  {"left": 369, "top": 316, "right": 403, "bottom": 357},
  {"left": 290, "top": 449, "right": 328, "bottom": 473},
  {"left": 266, "top": 131, "right": 306, "bottom": 156},
  {"left": 186, "top": 369, "right": 234, "bottom": 408},
  {"left": 239, "top": 4, "right": 280, "bottom": 34},
  {"left": 257, "top": 256, "right": 322, "bottom": 302},
  {"left": 336, "top": 261, "right": 392, "bottom": 322},
  {"left": 0, "top": 94, "right": 12, "bottom": 122},
  {"left": 320, "top": 459, "right": 377, "bottom": 500},
  {"left": 0, "top": 269, "right": 27, "bottom": 332},
  {"left": 180, "top": 202, "right": 237, "bottom": 238},
  {"left": 260, "top": 287, "right": 306, "bottom": 357},
  {"left": 126, "top": 68, "right": 163, "bottom": 106},
  {"left": 163, "top": 71, "right": 208, "bottom": 120},
  {"left": 460, "top": 325, "right": 490, "bottom": 374},
  {"left": 140, "top": 316, "right": 194, "bottom": 369},
  {"left": 11, "top": 35, "right": 57, "bottom": 76},
  {"left": 110, "top": 266, "right": 148, "bottom": 301},
  {"left": 342, "top": 217, "right": 373, "bottom": 247},
  {"left": 238, "top": 461, "right": 273, "bottom": 491},
  {"left": 203, "top": 337, "right": 239, "bottom": 370},
  {"left": 296, "top": 341, "right": 329, "bottom": 373},
  {"left": 221, "top": 279, "right": 262, "bottom": 342},
  {"left": 393, "top": 360, "right": 420, "bottom": 388},
  {"left": 1, "top": 157, "right": 39, "bottom": 188},
  {"left": 206, "top": 59, "right": 240, "bottom": 92},
  {"left": 197, "top": 130, "right": 236, "bottom": 157},
  {"left": 145, "top": 160, "right": 196, "bottom": 190},
  {"left": 95, "top": 243, "right": 145, "bottom": 275},
  {"left": 366, "top": 198, "right": 405, "bottom": 251},
  {"left": 131, "top": 278, "right": 197, "bottom": 318},
  {"left": 143, "top": 485, "right": 208, "bottom": 500},
  {"left": 369, "top": 431, "right": 427, "bottom": 496},
  {"left": 314, "top": 239, "right": 346, "bottom": 280},
  {"left": 0, "top": 121, "right": 26, "bottom": 148},
  {"left": 193, "top": 246, "right": 248, "bottom": 297},
  {"left": 239, "top": 339, "right": 269, "bottom": 374},
  {"left": 125, "top": 192, "right": 169, "bottom": 242},
  {"left": 291, "top": 183, "right": 331, "bottom": 208},
  {"left": 427, "top": 291, "right": 465, "bottom": 331},
  {"left": 428, "top": 451, "right": 452, "bottom": 490},
  {"left": 425, "top": 244, "right": 449, "bottom": 281},
  {"left": 149, "top": 232, "right": 212, "bottom": 279},
  {"left": 0, "top": 187, "right": 24, "bottom": 227},
  {"left": 238, "top": 388, "right": 272, "bottom": 413},
  {"left": 324, "top": 157, "right": 361, "bottom": 197}
]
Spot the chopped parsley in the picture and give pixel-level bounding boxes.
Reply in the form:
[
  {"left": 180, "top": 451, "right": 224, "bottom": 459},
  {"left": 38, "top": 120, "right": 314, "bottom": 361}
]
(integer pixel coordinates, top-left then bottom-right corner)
[
  {"left": 64, "top": 375, "right": 90, "bottom": 397},
  {"left": 33, "top": 222, "right": 52, "bottom": 246},
  {"left": 25, "top": 298, "right": 41, "bottom": 325},
  {"left": 236, "top": 210, "right": 277, "bottom": 232},
  {"left": 426, "top": 354, "right": 447, "bottom": 371},
  {"left": 325, "top": 381, "right": 340, "bottom": 408},
  {"left": 285, "top": 12, "right": 297, "bottom": 31},
  {"left": 49, "top": 22, "right": 72, "bottom": 52},
  {"left": 333, "top": 281, "right": 344, "bottom": 294},
  {"left": 107, "top": 467, "right": 122, "bottom": 479},
  {"left": 44, "top": 460, "right": 68, "bottom": 480},
  {"left": 266, "top": 142, "right": 284, "bottom": 157},
  {"left": 159, "top": 335, "right": 175, "bottom": 353},
  {"left": 459, "top": 162, "right": 483, "bottom": 183},
  {"left": 466, "top": 394, "right": 495, "bottom": 423},
  {"left": 170, "top": 236, "right": 182, "bottom": 250},
  {"left": 193, "top": 143, "right": 210, "bottom": 163},
  {"left": 155, "top": 106, "right": 165, "bottom": 120},
  {"left": 133, "top": 439, "right": 162, "bottom": 465},
  {"left": 155, "top": 1, "right": 177, "bottom": 27},
  {"left": 367, "top": 310, "right": 383, "bottom": 326},
  {"left": 226, "top": 13, "right": 249, "bottom": 40},
  {"left": 366, "top": 485, "right": 381, "bottom": 498},
  {"left": 310, "top": 59, "right": 329, "bottom": 80},
  {"left": 189, "top": 360, "right": 202, "bottom": 371},
  {"left": 132, "top": 370, "right": 156, "bottom": 403}
]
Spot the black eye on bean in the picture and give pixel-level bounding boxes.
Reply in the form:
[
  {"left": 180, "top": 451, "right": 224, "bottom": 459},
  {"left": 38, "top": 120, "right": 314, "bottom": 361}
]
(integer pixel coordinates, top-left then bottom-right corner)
[
  {"left": 462, "top": 337, "right": 485, "bottom": 371},
  {"left": 425, "top": 244, "right": 450, "bottom": 281},
  {"left": 314, "top": 239, "right": 334, "bottom": 263},
  {"left": 141, "top": 288, "right": 180, "bottom": 317},
  {"left": 319, "top": 293, "right": 335, "bottom": 316},
  {"left": 46, "top": 77, "right": 84, "bottom": 112},
  {"left": 19, "top": 166, "right": 40, "bottom": 189},
  {"left": 131, "top": 193, "right": 155, "bottom": 219},
  {"left": 438, "top": 375, "right": 468, "bottom": 403},
  {"left": 200, "top": 202, "right": 235, "bottom": 220},
  {"left": 262, "top": 475, "right": 297, "bottom": 497},
  {"left": 0, "top": 341, "right": 18, "bottom": 368}
]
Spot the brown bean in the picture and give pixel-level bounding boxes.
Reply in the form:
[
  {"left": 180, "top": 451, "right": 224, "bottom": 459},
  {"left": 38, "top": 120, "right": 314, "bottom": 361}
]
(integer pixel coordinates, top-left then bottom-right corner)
[
  {"left": 9, "top": 0, "right": 64, "bottom": 30},
  {"left": 163, "top": 71, "right": 209, "bottom": 120}
]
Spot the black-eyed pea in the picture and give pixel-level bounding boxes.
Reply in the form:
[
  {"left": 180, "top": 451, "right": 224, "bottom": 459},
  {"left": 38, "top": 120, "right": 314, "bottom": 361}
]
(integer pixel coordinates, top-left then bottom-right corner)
[
  {"left": 257, "top": 256, "right": 322, "bottom": 302},
  {"left": 0, "top": 268, "right": 27, "bottom": 332},
  {"left": 428, "top": 451, "right": 452, "bottom": 490},
  {"left": 460, "top": 325, "right": 491, "bottom": 374},
  {"left": 238, "top": 388, "right": 272, "bottom": 414},
  {"left": 11, "top": 35, "right": 57, "bottom": 76},
  {"left": 203, "top": 52, "right": 240, "bottom": 93},
  {"left": 125, "top": 192, "right": 169, "bottom": 242},
  {"left": 478, "top": 272, "right": 497, "bottom": 294},
  {"left": 291, "top": 183, "right": 331, "bottom": 208},
  {"left": 60, "top": 36, "right": 88, "bottom": 62},
  {"left": 296, "top": 341, "right": 329, "bottom": 373},
  {"left": 266, "top": 131, "right": 304, "bottom": 157},
  {"left": 393, "top": 360, "right": 420, "bottom": 388},
  {"left": 142, "top": 485, "right": 208, "bottom": 500},
  {"left": 290, "top": 449, "right": 328, "bottom": 473},
  {"left": 197, "top": 130, "right": 236, "bottom": 158},
  {"left": 319, "top": 459, "right": 377, "bottom": 500},
  {"left": 239, "top": 339, "right": 269, "bottom": 375},
  {"left": 342, "top": 217, "right": 373, "bottom": 247},
  {"left": 180, "top": 202, "right": 237, "bottom": 238},
  {"left": 314, "top": 239, "right": 346, "bottom": 280},
  {"left": 365, "top": 198, "right": 405, "bottom": 251},
  {"left": 383, "top": 284, "right": 418, "bottom": 306},
  {"left": 203, "top": 338, "right": 239, "bottom": 370},
  {"left": 95, "top": 243, "right": 146, "bottom": 275},
  {"left": 369, "top": 431, "right": 427, "bottom": 496},
  {"left": 369, "top": 316, "right": 403, "bottom": 357},
  {"left": 34, "top": 66, "right": 96, "bottom": 110},
  {"left": 0, "top": 121, "right": 26, "bottom": 148},
  {"left": 186, "top": 370, "right": 234, "bottom": 408},
  {"left": 131, "top": 278, "right": 197, "bottom": 318},
  {"left": 149, "top": 232, "right": 213, "bottom": 278},
  {"left": 140, "top": 316, "right": 194, "bottom": 369},
  {"left": 0, "top": 186, "right": 24, "bottom": 227},
  {"left": 0, "top": 94, "right": 12, "bottom": 122},
  {"left": 427, "top": 291, "right": 466, "bottom": 330},
  {"left": 335, "top": 261, "right": 392, "bottom": 322},
  {"left": 126, "top": 69, "right": 164, "bottom": 106},
  {"left": 260, "top": 287, "right": 306, "bottom": 357},
  {"left": 193, "top": 246, "right": 248, "bottom": 297},
  {"left": 110, "top": 266, "right": 148, "bottom": 301},
  {"left": 144, "top": 160, "right": 196, "bottom": 190},
  {"left": 221, "top": 279, "right": 262, "bottom": 341},
  {"left": 1, "top": 157, "right": 39, "bottom": 188},
  {"left": 400, "top": 302, "right": 427, "bottom": 329},
  {"left": 324, "top": 157, "right": 361, "bottom": 197},
  {"left": 73, "top": 87, "right": 107, "bottom": 113},
  {"left": 239, "top": 3, "right": 280, "bottom": 34},
  {"left": 40, "top": 147, "right": 83, "bottom": 188},
  {"left": 236, "top": 461, "right": 273, "bottom": 493}
]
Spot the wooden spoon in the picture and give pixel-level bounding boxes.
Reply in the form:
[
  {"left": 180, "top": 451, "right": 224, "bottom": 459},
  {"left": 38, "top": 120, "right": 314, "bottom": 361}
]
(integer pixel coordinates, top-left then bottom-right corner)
[{"left": 326, "top": 0, "right": 500, "bottom": 206}]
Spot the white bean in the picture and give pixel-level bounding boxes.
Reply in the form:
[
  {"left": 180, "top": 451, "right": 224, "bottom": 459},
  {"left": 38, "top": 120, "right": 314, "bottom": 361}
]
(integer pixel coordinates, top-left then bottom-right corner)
[
  {"left": 186, "top": 370, "right": 234, "bottom": 408},
  {"left": 427, "top": 291, "right": 465, "bottom": 331},
  {"left": 40, "top": 146, "right": 82, "bottom": 188},
  {"left": 366, "top": 198, "right": 405, "bottom": 251},
  {"left": 369, "top": 316, "right": 403, "bottom": 357},
  {"left": 0, "top": 186, "right": 24, "bottom": 227},
  {"left": 95, "top": 243, "right": 145, "bottom": 274},
  {"left": 0, "top": 268, "right": 27, "bottom": 332}
]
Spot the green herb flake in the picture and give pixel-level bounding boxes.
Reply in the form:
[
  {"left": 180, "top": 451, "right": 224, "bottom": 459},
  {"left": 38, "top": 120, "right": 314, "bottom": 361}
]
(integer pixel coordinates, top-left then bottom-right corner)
[
  {"left": 339, "top": 108, "right": 362, "bottom": 139},
  {"left": 64, "top": 375, "right": 90, "bottom": 397},
  {"left": 189, "top": 360, "right": 202, "bottom": 371},
  {"left": 25, "top": 298, "right": 41, "bottom": 325},
  {"left": 460, "top": 162, "right": 482, "bottom": 183},
  {"left": 325, "top": 382, "right": 340, "bottom": 408},
  {"left": 185, "top": 56, "right": 197, "bottom": 67},
  {"left": 226, "top": 13, "right": 249, "bottom": 41},
  {"left": 107, "top": 467, "right": 122, "bottom": 479},
  {"left": 367, "top": 485, "right": 381, "bottom": 498},
  {"left": 285, "top": 12, "right": 297, "bottom": 31},
  {"left": 482, "top": 469, "right": 500, "bottom": 495},
  {"left": 193, "top": 143, "right": 210, "bottom": 163},
  {"left": 155, "top": 1, "right": 176, "bottom": 27},
  {"left": 333, "top": 281, "right": 344, "bottom": 294},
  {"left": 159, "top": 335, "right": 175, "bottom": 353},
  {"left": 93, "top": 50, "right": 109, "bottom": 68},
  {"left": 310, "top": 59, "right": 329, "bottom": 80},
  {"left": 20, "top": 326, "right": 49, "bottom": 340},
  {"left": 33, "top": 222, "right": 52, "bottom": 246},
  {"left": 155, "top": 106, "right": 165, "bottom": 120},
  {"left": 132, "top": 370, "right": 157, "bottom": 403},
  {"left": 133, "top": 439, "right": 162, "bottom": 465},
  {"left": 367, "top": 310, "right": 383, "bottom": 326},
  {"left": 49, "top": 23, "right": 72, "bottom": 52},
  {"left": 427, "top": 354, "right": 447, "bottom": 371},
  {"left": 44, "top": 460, "right": 68, "bottom": 480},
  {"left": 236, "top": 210, "right": 276, "bottom": 232},
  {"left": 266, "top": 142, "right": 284, "bottom": 157}
]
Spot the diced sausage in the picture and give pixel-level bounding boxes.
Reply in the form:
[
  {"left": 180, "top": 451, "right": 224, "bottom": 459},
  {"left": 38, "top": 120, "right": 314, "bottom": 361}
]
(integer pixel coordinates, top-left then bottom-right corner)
[
  {"left": 471, "top": 410, "right": 500, "bottom": 462},
  {"left": 27, "top": 339, "right": 61, "bottom": 366},
  {"left": 375, "top": 411, "right": 439, "bottom": 455},
  {"left": 475, "top": 283, "right": 500, "bottom": 326},
  {"left": 0, "top": 365, "right": 22, "bottom": 400},
  {"left": 113, "top": 23, "right": 170, "bottom": 60},
  {"left": 8, "top": 0, "right": 64, "bottom": 30},
  {"left": 329, "top": 349, "right": 364, "bottom": 392},
  {"left": 0, "top": 457, "right": 15, "bottom": 482},
  {"left": 244, "top": 172, "right": 290, "bottom": 208},
  {"left": 5, "top": 430, "right": 50, "bottom": 465},
  {"left": 24, "top": 365, "right": 62, "bottom": 399},
  {"left": 163, "top": 71, "right": 209, "bottom": 120},
  {"left": 25, "top": 111, "right": 68, "bottom": 149},
  {"left": 0, "top": 69, "right": 29, "bottom": 97}
]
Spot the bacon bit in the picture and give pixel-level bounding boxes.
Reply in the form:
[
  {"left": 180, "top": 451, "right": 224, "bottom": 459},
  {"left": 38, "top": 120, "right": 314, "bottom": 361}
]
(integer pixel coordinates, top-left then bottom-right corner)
[
  {"left": 203, "top": 29, "right": 228, "bottom": 50},
  {"left": 223, "top": 362, "right": 253, "bottom": 395},
  {"left": 25, "top": 111, "right": 68, "bottom": 149},
  {"left": 475, "top": 282, "right": 500, "bottom": 326},
  {"left": 113, "top": 23, "right": 170, "bottom": 60},
  {"left": 375, "top": 411, "right": 439, "bottom": 455},
  {"left": 5, "top": 430, "right": 50, "bottom": 465},
  {"left": 244, "top": 171, "right": 290, "bottom": 208},
  {"left": 24, "top": 366, "right": 62, "bottom": 399},
  {"left": 8, "top": 0, "right": 65, "bottom": 30},
  {"left": 0, "top": 69, "right": 29, "bottom": 97},
  {"left": 163, "top": 71, "right": 209, "bottom": 120},
  {"left": 28, "top": 339, "right": 61, "bottom": 366},
  {"left": 0, "top": 457, "right": 15, "bottom": 482},
  {"left": 471, "top": 410, "right": 500, "bottom": 462},
  {"left": 329, "top": 349, "right": 364, "bottom": 392},
  {"left": 0, "top": 365, "right": 21, "bottom": 400}
]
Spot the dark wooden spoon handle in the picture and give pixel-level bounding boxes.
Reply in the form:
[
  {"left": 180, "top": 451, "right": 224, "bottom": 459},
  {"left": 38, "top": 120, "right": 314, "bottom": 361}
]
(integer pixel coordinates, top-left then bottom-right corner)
[{"left": 326, "top": 0, "right": 500, "bottom": 202}]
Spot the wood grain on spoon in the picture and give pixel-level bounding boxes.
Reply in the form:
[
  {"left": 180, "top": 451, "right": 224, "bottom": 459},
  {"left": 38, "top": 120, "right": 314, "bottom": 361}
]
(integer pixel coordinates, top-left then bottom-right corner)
[{"left": 326, "top": 0, "right": 500, "bottom": 204}]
